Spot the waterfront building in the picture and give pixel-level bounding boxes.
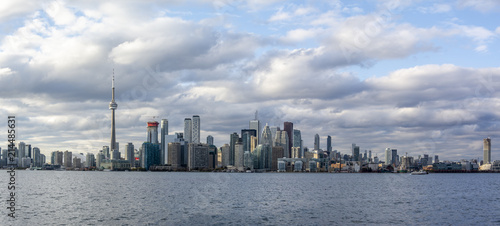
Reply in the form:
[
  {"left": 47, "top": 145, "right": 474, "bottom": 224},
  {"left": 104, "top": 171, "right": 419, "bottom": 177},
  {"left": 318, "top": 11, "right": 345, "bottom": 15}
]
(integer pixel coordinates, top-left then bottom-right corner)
[
  {"left": 294, "top": 160, "right": 303, "bottom": 172},
  {"left": 278, "top": 160, "right": 286, "bottom": 172},
  {"left": 207, "top": 135, "right": 214, "bottom": 145},
  {"left": 147, "top": 121, "right": 159, "bottom": 144},
  {"left": 100, "top": 159, "right": 131, "bottom": 170},
  {"left": 184, "top": 118, "right": 192, "bottom": 143},
  {"left": 484, "top": 137, "right": 491, "bottom": 164},
  {"left": 125, "top": 143, "right": 134, "bottom": 167},
  {"left": 33, "top": 147, "right": 41, "bottom": 167},
  {"left": 234, "top": 142, "right": 244, "bottom": 171},
  {"left": 161, "top": 119, "right": 168, "bottom": 164},
  {"left": 192, "top": 115, "right": 201, "bottom": 144},
  {"left": 141, "top": 142, "right": 161, "bottom": 170},
  {"left": 314, "top": 134, "right": 320, "bottom": 150},
  {"left": 188, "top": 143, "right": 209, "bottom": 171},
  {"left": 112, "top": 149, "right": 120, "bottom": 160},
  {"left": 434, "top": 155, "right": 439, "bottom": 164},
  {"left": 73, "top": 157, "right": 82, "bottom": 169},
  {"left": 244, "top": 151, "right": 253, "bottom": 170},
  {"left": 86, "top": 153, "right": 96, "bottom": 168},
  {"left": 96, "top": 152, "right": 104, "bottom": 169},
  {"left": 208, "top": 145, "right": 217, "bottom": 170},
  {"left": 64, "top": 151, "right": 72, "bottom": 168},
  {"left": 392, "top": 149, "right": 398, "bottom": 166},
  {"left": 271, "top": 146, "right": 284, "bottom": 171},
  {"left": 250, "top": 118, "right": 261, "bottom": 144},
  {"left": 253, "top": 144, "right": 271, "bottom": 170},
  {"left": 221, "top": 144, "right": 230, "bottom": 167},
  {"left": 168, "top": 142, "right": 182, "bottom": 169},
  {"left": 283, "top": 122, "right": 293, "bottom": 158}
]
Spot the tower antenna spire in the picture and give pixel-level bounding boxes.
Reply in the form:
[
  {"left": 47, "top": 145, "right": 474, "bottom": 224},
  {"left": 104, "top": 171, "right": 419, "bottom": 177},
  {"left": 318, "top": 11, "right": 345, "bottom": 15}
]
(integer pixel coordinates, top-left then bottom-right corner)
[{"left": 255, "top": 110, "right": 258, "bottom": 120}]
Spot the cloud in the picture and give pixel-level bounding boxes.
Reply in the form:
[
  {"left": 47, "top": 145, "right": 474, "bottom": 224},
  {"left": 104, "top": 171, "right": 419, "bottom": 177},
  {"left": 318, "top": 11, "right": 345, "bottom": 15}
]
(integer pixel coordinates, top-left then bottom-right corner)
[
  {"left": 418, "top": 3, "right": 452, "bottom": 14},
  {"left": 0, "top": 0, "right": 498, "bottom": 163},
  {"left": 457, "top": 0, "right": 500, "bottom": 12}
]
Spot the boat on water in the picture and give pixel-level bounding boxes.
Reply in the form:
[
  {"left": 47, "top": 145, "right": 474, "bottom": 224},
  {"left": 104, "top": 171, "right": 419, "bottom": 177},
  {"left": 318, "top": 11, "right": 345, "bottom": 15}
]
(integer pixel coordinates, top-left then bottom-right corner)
[{"left": 411, "top": 170, "right": 428, "bottom": 175}]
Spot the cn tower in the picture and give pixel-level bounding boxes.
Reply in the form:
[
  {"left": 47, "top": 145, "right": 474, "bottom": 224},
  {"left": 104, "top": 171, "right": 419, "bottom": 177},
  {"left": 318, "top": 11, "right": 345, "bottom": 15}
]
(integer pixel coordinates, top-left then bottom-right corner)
[{"left": 109, "top": 71, "right": 118, "bottom": 151}]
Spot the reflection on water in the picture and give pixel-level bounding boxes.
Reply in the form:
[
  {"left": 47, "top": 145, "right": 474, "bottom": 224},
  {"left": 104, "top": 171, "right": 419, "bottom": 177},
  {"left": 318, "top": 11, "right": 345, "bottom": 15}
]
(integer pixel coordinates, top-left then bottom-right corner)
[{"left": 0, "top": 171, "right": 499, "bottom": 225}]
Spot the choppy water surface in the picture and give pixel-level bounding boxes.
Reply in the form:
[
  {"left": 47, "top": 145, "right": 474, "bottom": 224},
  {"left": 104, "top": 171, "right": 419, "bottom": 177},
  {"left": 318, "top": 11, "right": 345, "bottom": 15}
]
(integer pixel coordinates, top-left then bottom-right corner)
[{"left": 0, "top": 171, "right": 499, "bottom": 225}]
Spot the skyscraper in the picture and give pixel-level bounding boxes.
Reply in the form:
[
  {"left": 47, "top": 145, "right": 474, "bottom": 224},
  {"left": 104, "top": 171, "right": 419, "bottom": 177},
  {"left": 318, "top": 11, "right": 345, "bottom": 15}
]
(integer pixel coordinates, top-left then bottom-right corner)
[
  {"left": 207, "top": 135, "right": 214, "bottom": 145},
  {"left": 64, "top": 151, "right": 72, "bottom": 168},
  {"left": 274, "top": 131, "right": 289, "bottom": 158},
  {"left": 109, "top": 73, "right": 118, "bottom": 151},
  {"left": 250, "top": 118, "right": 261, "bottom": 144},
  {"left": 327, "top": 136, "right": 332, "bottom": 152},
  {"left": 86, "top": 153, "right": 95, "bottom": 168},
  {"left": 484, "top": 137, "right": 491, "bottom": 164},
  {"left": 351, "top": 143, "right": 360, "bottom": 161},
  {"left": 18, "top": 142, "right": 25, "bottom": 159},
  {"left": 184, "top": 118, "right": 192, "bottom": 143},
  {"left": 385, "top": 148, "right": 391, "bottom": 165},
  {"left": 147, "top": 121, "right": 159, "bottom": 144},
  {"left": 261, "top": 124, "right": 273, "bottom": 146},
  {"left": 283, "top": 122, "right": 293, "bottom": 158},
  {"left": 161, "top": 119, "right": 168, "bottom": 164},
  {"left": 125, "top": 143, "right": 134, "bottom": 167},
  {"left": 314, "top": 134, "right": 320, "bottom": 150},
  {"left": 33, "top": 147, "right": 40, "bottom": 167},
  {"left": 229, "top": 132, "right": 239, "bottom": 165},
  {"left": 192, "top": 115, "right": 200, "bottom": 144}
]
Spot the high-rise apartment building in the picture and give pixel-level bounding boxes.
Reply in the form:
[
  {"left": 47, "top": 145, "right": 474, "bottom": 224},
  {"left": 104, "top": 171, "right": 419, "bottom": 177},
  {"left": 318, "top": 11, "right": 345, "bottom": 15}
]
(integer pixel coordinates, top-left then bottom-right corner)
[
  {"left": 86, "top": 153, "right": 96, "bottom": 168},
  {"left": 168, "top": 142, "right": 182, "bottom": 168},
  {"left": 484, "top": 137, "right": 491, "bottom": 164},
  {"left": 229, "top": 132, "right": 239, "bottom": 166},
  {"left": 327, "top": 136, "right": 332, "bottom": 152},
  {"left": 64, "top": 151, "right": 72, "bottom": 168},
  {"left": 147, "top": 121, "right": 159, "bottom": 144},
  {"left": 125, "top": 143, "right": 134, "bottom": 167},
  {"left": 192, "top": 115, "right": 200, "bottom": 144},
  {"left": 184, "top": 118, "right": 192, "bottom": 143},
  {"left": 385, "top": 148, "right": 391, "bottom": 165},
  {"left": 161, "top": 119, "right": 168, "bottom": 164},
  {"left": 314, "top": 134, "right": 320, "bottom": 150},
  {"left": 18, "top": 142, "right": 25, "bottom": 159},
  {"left": 188, "top": 143, "right": 209, "bottom": 171}
]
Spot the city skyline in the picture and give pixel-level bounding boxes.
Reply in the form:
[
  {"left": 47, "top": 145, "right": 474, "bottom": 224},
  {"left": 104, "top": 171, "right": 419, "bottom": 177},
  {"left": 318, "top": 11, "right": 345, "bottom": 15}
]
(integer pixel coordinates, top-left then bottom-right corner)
[{"left": 0, "top": 1, "right": 499, "bottom": 161}]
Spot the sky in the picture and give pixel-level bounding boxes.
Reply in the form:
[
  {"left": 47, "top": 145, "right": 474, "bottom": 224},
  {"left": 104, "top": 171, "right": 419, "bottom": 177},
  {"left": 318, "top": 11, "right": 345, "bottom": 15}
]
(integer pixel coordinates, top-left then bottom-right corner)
[{"left": 0, "top": 0, "right": 499, "bottom": 162}]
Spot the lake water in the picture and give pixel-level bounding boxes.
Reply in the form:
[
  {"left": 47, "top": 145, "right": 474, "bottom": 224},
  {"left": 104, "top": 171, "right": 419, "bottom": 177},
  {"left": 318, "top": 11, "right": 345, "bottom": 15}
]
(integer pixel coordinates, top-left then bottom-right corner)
[{"left": 0, "top": 171, "right": 499, "bottom": 225}]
